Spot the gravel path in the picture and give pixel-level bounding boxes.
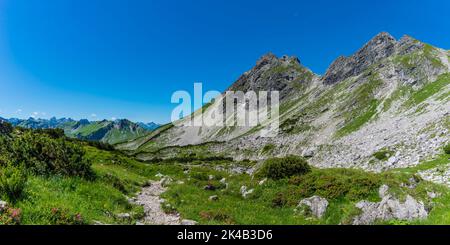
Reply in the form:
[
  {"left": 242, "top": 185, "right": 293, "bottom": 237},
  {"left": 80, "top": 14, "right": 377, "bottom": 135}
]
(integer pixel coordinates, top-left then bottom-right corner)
[{"left": 134, "top": 180, "right": 180, "bottom": 225}]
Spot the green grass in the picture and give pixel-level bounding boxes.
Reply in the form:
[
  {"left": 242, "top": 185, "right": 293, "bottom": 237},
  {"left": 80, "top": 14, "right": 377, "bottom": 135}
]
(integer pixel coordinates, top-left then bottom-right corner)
[
  {"left": 404, "top": 73, "right": 450, "bottom": 107},
  {"left": 336, "top": 99, "right": 379, "bottom": 137},
  {"left": 162, "top": 162, "right": 446, "bottom": 225}
]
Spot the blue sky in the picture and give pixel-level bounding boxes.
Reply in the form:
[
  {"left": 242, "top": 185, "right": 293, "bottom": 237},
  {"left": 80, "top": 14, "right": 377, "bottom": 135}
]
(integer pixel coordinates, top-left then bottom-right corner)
[{"left": 0, "top": 0, "right": 449, "bottom": 123}]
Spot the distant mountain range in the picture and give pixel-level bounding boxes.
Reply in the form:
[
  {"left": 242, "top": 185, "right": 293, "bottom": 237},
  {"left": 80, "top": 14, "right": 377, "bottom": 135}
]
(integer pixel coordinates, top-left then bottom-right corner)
[{"left": 0, "top": 117, "right": 160, "bottom": 145}]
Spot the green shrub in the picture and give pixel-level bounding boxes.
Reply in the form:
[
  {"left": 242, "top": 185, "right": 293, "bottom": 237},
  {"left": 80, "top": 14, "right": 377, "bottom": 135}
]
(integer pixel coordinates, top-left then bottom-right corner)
[
  {"left": 444, "top": 143, "right": 450, "bottom": 154},
  {"left": 10, "top": 131, "right": 94, "bottom": 178},
  {"left": 372, "top": 150, "right": 394, "bottom": 161},
  {"left": 0, "top": 164, "right": 27, "bottom": 202},
  {"left": 199, "top": 209, "right": 234, "bottom": 224},
  {"left": 256, "top": 155, "right": 311, "bottom": 180},
  {"left": 0, "top": 121, "right": 13, "bottom": 135}
]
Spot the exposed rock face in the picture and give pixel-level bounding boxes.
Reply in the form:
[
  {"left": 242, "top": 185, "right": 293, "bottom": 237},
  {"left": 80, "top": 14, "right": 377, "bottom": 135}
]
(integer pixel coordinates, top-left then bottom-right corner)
[
  {"left": 323, "top": 32, "right": 397, "bottom": 85},
  {"left": 227, "top": 53, "right": 317, "bottom": 100},
  {"left": 297, "top": 196, "right": 329, "bottom": 218},
  {"left": 353, "top": 186, "right": 428, "bottom": 225}
]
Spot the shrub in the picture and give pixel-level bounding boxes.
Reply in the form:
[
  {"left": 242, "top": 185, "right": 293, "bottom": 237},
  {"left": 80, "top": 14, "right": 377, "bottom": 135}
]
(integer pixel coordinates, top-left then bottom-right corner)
[
  {"left": 10, "top": 131, "right": 94, "bottom": 178},
  {"left": 444, "top": 143, "right": 450, "bottom": 154},
  {"left": 199, "top": 210, "right": 234, "bottom": 224},
  {"left": 256, "top": 155, "right": 311, "bottom": 180},
  {"left": 0, "top": 164, "right": 27, "bottom": 202},
  {"left": 35, "top": 128, "right": 65, "bottom": 139},
  {"left": 0, "top": 121, "right": 13, "bottom": 135},
  {"left": 372, "top": 150, "right": 394, "bottom": 161}
]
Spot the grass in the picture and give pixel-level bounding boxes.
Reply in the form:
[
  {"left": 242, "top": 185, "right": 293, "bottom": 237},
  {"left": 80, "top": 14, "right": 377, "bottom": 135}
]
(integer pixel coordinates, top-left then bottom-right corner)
[
  {"left": 336, "top": 99, "right": 379, "bottom": 138},
  {"left": 162, "top": 161, "right": 447, "bottom": 225},
  {"left": 404, "top": 73, "right": 450, "bottom": 107}
]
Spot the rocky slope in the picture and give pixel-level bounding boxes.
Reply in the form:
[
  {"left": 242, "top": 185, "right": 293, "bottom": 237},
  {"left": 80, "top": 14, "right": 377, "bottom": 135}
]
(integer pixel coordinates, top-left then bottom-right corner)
[{"left": 118, "top": 32, "right": 449, "bottom": 174}]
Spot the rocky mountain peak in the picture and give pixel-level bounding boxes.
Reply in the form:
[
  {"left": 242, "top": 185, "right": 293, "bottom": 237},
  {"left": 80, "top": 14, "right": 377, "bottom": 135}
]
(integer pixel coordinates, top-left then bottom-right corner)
[{"left": 322, "top": 32, "right": 397, "bottom": 85}]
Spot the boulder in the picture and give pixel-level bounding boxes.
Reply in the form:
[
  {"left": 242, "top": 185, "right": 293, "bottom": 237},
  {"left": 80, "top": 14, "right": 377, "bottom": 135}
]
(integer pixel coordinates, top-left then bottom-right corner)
[
  {"left": 353, "top": 185, "right": 428, "bottom": 225},
  {"left": 209, "top": 195, "right": 219, "bottom": 201},
  {"left": 181, "top": 219, "right": 198, "bottom": 225},
  {"left": 297, "top": 196, "right": 329, "bottom": 218},
  {"left": 0, "top": 200, "right": 8, "bottom": 212}
]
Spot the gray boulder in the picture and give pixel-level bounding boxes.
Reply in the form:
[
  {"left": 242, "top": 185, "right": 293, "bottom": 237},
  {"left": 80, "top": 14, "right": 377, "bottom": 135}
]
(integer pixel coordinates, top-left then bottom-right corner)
[
  {"left": 297, "top": 196, "right": 329, "bottom": 218},
  {"left": 353, "top": 185, "right": 428, "bottom": 225}
]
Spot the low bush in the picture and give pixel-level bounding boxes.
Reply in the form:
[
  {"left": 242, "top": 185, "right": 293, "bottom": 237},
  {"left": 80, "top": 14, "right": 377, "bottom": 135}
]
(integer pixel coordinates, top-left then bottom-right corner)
[
  {"left": 256, "top": 155, "right": 311, "bottom": 180},
  {"left": 444, "top": 143, "right": 450, "bottom": 154},
  {"left": 372, "top": 150, "right": 394, "bottom": 161},
  {"left": 0, "top": 164, "right": 27, "bottom": 202},
  {"left": 10, "top": 131, "right": 94, "bottom": 178},
  {"left": 0, "top": 121, "right": 13, "bottom": 135}
]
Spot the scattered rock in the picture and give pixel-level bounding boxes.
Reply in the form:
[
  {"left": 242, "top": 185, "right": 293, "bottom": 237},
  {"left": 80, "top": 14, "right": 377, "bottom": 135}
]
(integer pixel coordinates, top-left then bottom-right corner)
[
  {"left": 220, "top": 178, "right": 227, "bottom": 184},
  {"left": 155, "top": 173, "right": 164, "bottom": 178},
  {"left": 0, "top": 200, "right": 8, "bottom": 212},
  {"left": 302, "top": 148, "right": 315, "bottom": 158},
  {"left": 203, "top": 184, "right": 216, "bottom": 191},
  {"left": 259, "top": 178, "right": 267, "bottom": 186},
  {"left": 181, "top": 219, "right": 198, "bottom": 225},
  {"left": 209, "top": 175, "right": 214, "bottom": 180},
  {"left": 209, "top": 195, "right": 219, "bottom": 201},
  {"left": 117, "top": 213, "right": 131, "bottom": 220},
  {"left": 379, "top": 184, "right": 389, "bottom": 198},
  {"left": 353, "top": 186, "right": 428, "bottom": 225},
  {"left": 297, "top": 196, "right": 329, "bottom": 218},
  {"left": 161, "top": 176, "right": 173, "bottom": 187},
  {"left": 240, "top": 186, "right": 254, "bottom": 198}
]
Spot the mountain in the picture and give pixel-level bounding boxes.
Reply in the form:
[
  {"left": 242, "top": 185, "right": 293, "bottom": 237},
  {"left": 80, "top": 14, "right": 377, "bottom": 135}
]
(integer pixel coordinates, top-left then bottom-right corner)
[
  {"left": 117, "top": 32, "right": 449, "bottom": 173},
  {"left": 3, "top": 117, "right": 151, "bottom": 145},
  {"left": 137, "top": 122, "right": 161, "bottom": 131}
]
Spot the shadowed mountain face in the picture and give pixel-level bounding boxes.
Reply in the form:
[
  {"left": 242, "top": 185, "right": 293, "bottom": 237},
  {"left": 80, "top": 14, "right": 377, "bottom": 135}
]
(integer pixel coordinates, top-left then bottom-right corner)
[
  {"left": 2, "top": 117, "right": 156, "bottom": 144},
  {"left": 117, "top": 32, "right": 449, "bottom": 173}
]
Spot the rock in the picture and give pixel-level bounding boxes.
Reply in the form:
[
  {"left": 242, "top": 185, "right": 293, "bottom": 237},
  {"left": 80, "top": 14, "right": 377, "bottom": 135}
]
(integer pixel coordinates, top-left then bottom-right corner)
[
  {"left": 0, "top": 200, "right": 8, "bottom": 212},
  {"left": 209, "top": 195, "right": 219, "bottom": 201},
  {"left": 117, "top": 213, "right": 131, "bottom": 220},
  {"left": 353, "top": 186, "right": 428, "bottom": 225},
  {"left": 142, "top": 180, "right": 152, "bottom": 187},
  {"left": 161, "top": 176, "right": 173, "bottom": 187},
  {"left": 155, "top": 173, "right": 164, "bottom": 178},
  {"left": 220, "top": 178, "right": 227, "bottom": 184},
  {"left": 208, "top": 175, "right": 214, "bottom": 180},
  {"left": 379, "top": 184, "right": 389, "bottom": 198},
  {"left": 297, "top": 196, "right": 329, "bottom": 218},
  {"left": 240, "top": 186, "right": 254, "bottom": 198},
  {"left": 181, "top": 219, "right": 198, "bottom": 225},
  {"left": 427, "top": 191, "right": 439, "bottom": 199},
  {"left": 302, "top": 148, "right": 315, "bottom": 158},
  {"left": 203, "top": 184, "right": 216, "bottom": 191},
  {"left": 259, "top": 178, "right": 267, "bottom": 186}
]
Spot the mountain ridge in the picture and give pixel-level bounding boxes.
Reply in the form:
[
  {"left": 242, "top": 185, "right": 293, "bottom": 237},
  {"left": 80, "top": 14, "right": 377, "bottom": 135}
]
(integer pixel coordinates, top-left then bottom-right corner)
[
  {"left": 0, "top": 117, "right": 160, "bottom": 144},
  {"left": 116, "top": 32, "right": 449, "bottom": 174}
]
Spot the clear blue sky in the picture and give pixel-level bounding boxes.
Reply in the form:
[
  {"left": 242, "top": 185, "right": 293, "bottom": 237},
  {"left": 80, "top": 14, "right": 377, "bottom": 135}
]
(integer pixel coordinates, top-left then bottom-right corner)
[{"left": 0, "top": 0, "right": 449, "bottom": 123}]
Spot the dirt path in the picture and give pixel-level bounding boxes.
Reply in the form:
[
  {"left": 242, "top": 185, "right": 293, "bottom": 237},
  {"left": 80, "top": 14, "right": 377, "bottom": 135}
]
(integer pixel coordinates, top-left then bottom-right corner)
[{"left": 134, "top": 180, "right": 181, "bottom": 225}]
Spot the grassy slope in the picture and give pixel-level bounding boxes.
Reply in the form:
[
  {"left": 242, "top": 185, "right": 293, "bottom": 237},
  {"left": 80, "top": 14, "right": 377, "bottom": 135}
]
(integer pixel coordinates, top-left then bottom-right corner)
[
  {"left": 8, "top": 142, "right": 450, "bottom": 225},
  {"left": 13, "top": 146, "right": 183, "bottom": 224}
]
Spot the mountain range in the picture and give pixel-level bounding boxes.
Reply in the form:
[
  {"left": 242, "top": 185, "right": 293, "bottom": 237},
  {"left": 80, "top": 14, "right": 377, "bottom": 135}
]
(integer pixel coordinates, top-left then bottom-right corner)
[
  {"left": 116, "top": 32, "right": 449, "bottom": 174},
  {"left": 0, "top": 117, "right": 160, "bottom": 145}
]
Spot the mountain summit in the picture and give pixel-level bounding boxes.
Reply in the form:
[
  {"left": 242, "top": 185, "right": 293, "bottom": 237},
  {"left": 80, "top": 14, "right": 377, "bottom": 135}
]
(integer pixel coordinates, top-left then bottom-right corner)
[{"left": 118, "top": 32, "right": 449, "bottom": 173}]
